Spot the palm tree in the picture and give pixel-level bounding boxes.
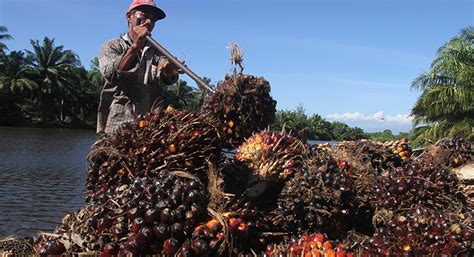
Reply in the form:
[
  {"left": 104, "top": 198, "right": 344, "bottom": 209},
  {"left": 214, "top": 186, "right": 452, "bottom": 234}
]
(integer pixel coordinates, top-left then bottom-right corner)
[
  {"left": 0, "top": 51, "right": 37, "bottom": 95},
  {"left": 0, "top": 51, "right": 37, "bottom": 124},
  {"left": 25, "top": 37, "right": 81, "bottom": 121},
  {"left": 0, "top": 26, "right": 13, "bottom": 56},
  {"left": 308, "top": 114, "right": 332, "bottom": 140},
  {"left": 411, "top": 27, "right": 474, "bottom": 144}
]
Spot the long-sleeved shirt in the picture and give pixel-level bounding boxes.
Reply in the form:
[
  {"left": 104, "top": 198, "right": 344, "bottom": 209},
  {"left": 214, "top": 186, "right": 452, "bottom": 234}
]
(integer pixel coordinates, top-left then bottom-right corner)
[{"left": 97, "top": 33, "right": 177, "bottom": 134}]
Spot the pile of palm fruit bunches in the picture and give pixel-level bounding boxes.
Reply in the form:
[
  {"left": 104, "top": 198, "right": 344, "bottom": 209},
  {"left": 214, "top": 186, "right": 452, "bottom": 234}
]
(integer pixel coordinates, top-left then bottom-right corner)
[{"left": 31, "top": 46, "right": 473, "bottom": 257}]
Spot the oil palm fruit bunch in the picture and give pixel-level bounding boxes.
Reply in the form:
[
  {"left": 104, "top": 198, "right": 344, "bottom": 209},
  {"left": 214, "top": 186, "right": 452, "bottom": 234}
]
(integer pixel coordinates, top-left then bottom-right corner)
[
  {"left": 43, "top": 172, "right": 209, "bottom": 256},
  {"left": 202, "top": 43, "right": 277, "bottom": 148},
  {"left": 86, "top": 106, "right": 222, "bottom": 202},
  {"left": 234, "top": 130, "right": 309, "bottom": 180},
  {"left": 368, "top": 159, "right": 462, "bottom": 212},
  {"left": 435, "top": 137, "right": 473, "bottom": 167},
  {"left": 334, "top": 140, "right": 402, "bottom": 174},
  {"left": 361, "top": 207, "right": 473, "bottom": 256},
  {"left": 234, "top": 130, "right": 309, "bottom": 198},
  {"left": 383, "top": 138, "right": 412, "bottom": 161},
  {"left": 333, "top": 140, "right": 402, "bottom": 206},
  {"left": 262, "top": 232, "right": 353, "bottom": 257},
  {"left": 270, "top": 157, "right": 354, "bottom": 239}
]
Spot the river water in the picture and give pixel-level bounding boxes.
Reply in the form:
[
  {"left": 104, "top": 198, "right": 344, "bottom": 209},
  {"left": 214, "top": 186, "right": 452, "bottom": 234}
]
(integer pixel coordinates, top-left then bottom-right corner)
[
  {"left": 0, "top": 127, "right": 336, "bottom": 238},
  {"left": 0, "top": 127, "right": 97, "bottom": 238}
]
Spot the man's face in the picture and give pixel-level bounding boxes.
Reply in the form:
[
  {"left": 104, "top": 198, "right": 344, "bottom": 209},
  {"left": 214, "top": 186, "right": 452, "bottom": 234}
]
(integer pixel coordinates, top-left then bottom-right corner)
[{"left": 128, "top": 6, "right": 158, "bottom": 31}]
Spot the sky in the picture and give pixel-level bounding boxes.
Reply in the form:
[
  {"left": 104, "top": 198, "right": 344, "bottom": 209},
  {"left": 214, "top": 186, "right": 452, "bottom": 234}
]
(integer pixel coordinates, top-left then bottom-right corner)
[{"left": 1, "top": 0, "right": 473, "bottom": 133}]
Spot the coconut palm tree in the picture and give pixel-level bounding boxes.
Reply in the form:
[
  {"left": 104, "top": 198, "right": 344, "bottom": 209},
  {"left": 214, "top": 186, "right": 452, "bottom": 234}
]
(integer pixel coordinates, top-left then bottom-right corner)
[
  {"left": 411, "top": 27, "right": 474, "bottom": 144},
  {"left": 25, "top": 37, "right": 81, "bottom": 121},
  {"left": 0, "top": 26, "right": 13, "bottom": 56}
]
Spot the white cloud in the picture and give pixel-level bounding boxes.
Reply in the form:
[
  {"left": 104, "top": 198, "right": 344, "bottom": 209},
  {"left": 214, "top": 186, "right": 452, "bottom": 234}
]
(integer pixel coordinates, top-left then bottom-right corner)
[{"left": 326, "top": 111, "right": 413, "bottom": 133}]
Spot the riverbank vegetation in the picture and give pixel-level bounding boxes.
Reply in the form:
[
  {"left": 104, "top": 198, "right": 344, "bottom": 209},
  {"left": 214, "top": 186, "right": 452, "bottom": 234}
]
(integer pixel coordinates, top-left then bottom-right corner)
[{"left": 0, "top": 26, "right": 472, "bottom": 145}]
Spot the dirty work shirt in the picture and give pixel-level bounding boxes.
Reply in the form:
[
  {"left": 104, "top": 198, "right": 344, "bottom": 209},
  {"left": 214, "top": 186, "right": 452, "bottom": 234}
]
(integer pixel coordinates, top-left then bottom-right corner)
[{"left": 97, "top": 34, "right": 177, "bottom": 134}]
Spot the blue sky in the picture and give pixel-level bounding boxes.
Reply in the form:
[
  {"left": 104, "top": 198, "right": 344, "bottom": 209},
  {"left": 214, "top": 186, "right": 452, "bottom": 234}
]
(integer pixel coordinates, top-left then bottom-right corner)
[{"left": 1, "top": 0, "right": 472, "bottom": 133}]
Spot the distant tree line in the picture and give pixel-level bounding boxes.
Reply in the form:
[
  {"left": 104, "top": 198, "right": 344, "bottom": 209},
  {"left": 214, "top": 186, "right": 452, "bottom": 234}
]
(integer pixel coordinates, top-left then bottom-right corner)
[{"left": 272, "top": 105, "right": 368, "bottom": 141}]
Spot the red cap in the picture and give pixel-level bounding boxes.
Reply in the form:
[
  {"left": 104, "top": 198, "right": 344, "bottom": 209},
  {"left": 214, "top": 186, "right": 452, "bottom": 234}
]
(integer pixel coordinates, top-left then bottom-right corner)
[{"left": 127, "top": 0, "right": 166, "bottom": 20}]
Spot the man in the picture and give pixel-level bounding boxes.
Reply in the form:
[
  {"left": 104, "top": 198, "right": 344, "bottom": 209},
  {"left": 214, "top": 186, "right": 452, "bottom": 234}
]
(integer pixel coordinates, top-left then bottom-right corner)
[{"left": 97, "top": 0, "right": 180, "bottom": 134}]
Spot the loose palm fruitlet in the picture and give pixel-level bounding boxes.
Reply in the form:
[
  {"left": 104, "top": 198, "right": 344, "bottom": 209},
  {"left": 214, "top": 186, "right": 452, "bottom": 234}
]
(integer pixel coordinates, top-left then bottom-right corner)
[
  {"left": 271, "top": 157, "right": 354, "bottom": 239},
  {"left": 38, "top": 172, "right": 209, "bottom": 256},
  {"left": 263, "top": 232, "right": 353, "bottom": 257},
  {"left": 383, "top": 138, "right": 412, "bottom": 161},
  {"left": 202, "top": 44, "right": 277, "bottom": 148},
  {"left": 86, "top": 106, "right": 222, "bottom": 202},
  {"left": 368, "top": 159, "right": 463, "bottom": 212},
  {"left": 361, "top": 207, "right": 473, "bottom": 256}
]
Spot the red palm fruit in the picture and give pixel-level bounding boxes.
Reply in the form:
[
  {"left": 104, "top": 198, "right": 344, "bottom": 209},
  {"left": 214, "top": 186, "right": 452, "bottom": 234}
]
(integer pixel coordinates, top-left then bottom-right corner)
[
  {"left": 100, "top": 243, "right": 118, "bottom": 257},
  {"left": 313, "top": 233, "right": 325, "bottom": 243},
  {"left": 163, "top": 238, "right": 180, "bottom": 254},
  {"left": 178, "top": 241, "right": 193, "bottom": 257},
  {"left": 205, "top": 219, "right": 220, "bottom": 233},
  {"left": 131, "top": 217, "right": 145, "bottom": 234},
  {"left": 325, "top": 249, "right": 336, "bottom": 257},
  {"left": 288, "top": 243, "right": 301, "bottom": 255},
  {"left": 153, "top": 223, "right": 170, "bottom": 240},
  {"left": 192, "top": 239, "right": 210, "bottom": 255},
  {"left": 237, "top": 223, "right": 249, "bottom": 237},
  {"left": 160, "top": 208, "right": 171, "bottom": 224},
  {"left": 302, "top": 235, "right": 312, "bottom": 242},
  {"left": 322, "top": 241, "right": 333, "bottom": 250},
  {"left": 229, "top": 217, "right": 241, "bottom": 231},
  {"left": 266, "top": 245, "right": 274, "bottom": 255},
  {"left": 145, "top": 209, "right": 160, "bottom": 224}
]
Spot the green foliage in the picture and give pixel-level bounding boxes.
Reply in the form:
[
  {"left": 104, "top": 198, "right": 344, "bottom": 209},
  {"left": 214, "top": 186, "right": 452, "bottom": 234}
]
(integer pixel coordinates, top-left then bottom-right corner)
[
  {"left": 367, "top": 129, "right": 410, "bottom": 143},
  {"left": 163, "top": 77, "right": 214, "bottom": 112},
  {"left": 0, "top": 30, "right": 101, "bottom": 128},
  {"left": 272, "top": 105, "right": 368, "bottom": 141},
  {"left": 0, "top": 26, "right": 13, "bottom": 56},
  {"left": 410, "top": 27, "right": 474, "bottom": 145}
]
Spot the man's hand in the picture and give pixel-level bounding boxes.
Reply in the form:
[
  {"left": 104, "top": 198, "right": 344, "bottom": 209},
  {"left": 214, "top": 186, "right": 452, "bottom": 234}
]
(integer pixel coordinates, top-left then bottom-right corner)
[
  {"left": 131, "top": 21, "right": 152, "bottom": 51},
  {"left": 159, "top": 58, "right": 185, "bottom": 75},
  {"left": 158, "top": 58, "right": 185, "bottom": 83}
]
